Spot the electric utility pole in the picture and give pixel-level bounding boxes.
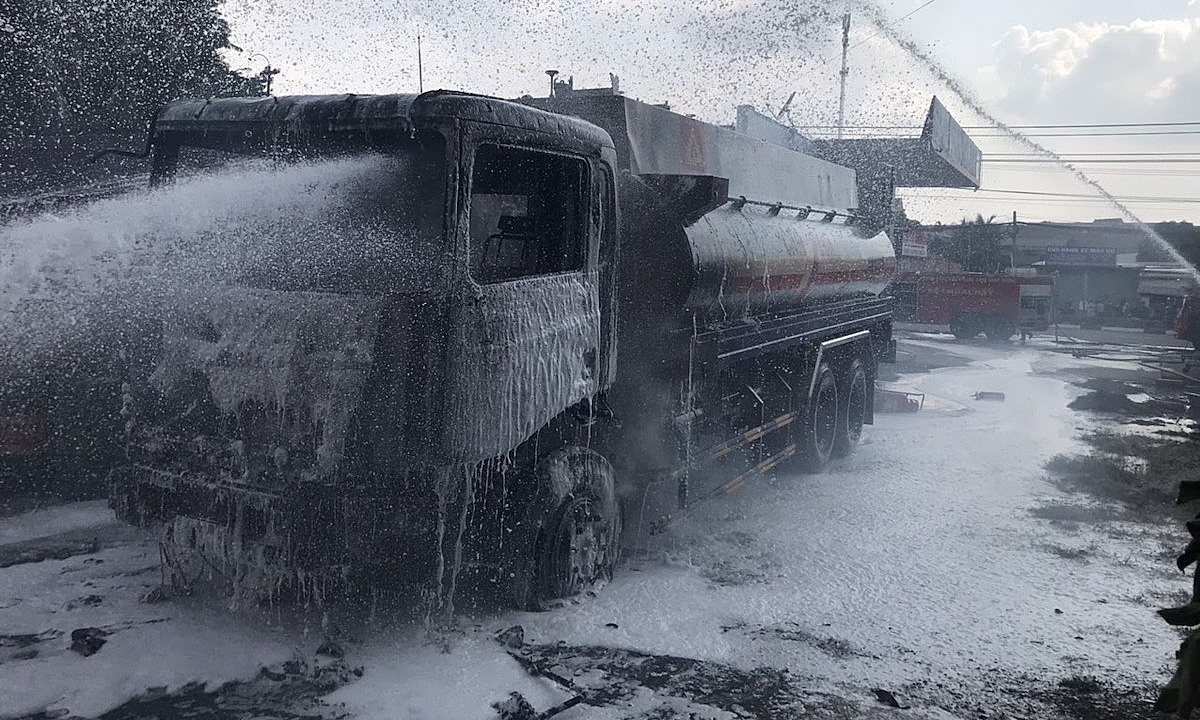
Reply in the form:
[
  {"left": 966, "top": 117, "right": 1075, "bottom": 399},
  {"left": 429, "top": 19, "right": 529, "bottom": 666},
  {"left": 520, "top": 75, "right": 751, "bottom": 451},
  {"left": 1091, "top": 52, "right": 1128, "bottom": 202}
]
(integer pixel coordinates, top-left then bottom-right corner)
[{"left": 837, "top": 13, "right": 851, "bottom": 139}]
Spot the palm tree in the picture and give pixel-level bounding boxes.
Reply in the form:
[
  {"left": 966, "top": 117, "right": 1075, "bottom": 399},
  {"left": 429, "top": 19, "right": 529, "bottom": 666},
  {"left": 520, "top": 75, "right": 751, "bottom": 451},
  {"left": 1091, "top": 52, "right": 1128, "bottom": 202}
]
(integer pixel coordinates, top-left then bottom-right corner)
[{"left": 931, "top": 214, "right": 1011, "bottom": 273}]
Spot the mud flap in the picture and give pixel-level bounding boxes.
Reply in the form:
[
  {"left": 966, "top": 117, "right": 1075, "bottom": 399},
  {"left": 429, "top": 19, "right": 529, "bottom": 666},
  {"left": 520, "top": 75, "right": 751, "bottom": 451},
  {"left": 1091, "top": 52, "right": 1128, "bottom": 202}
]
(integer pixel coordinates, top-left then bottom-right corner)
[{"left": 882, "top": 338, "right": 898, "bottom": 364}]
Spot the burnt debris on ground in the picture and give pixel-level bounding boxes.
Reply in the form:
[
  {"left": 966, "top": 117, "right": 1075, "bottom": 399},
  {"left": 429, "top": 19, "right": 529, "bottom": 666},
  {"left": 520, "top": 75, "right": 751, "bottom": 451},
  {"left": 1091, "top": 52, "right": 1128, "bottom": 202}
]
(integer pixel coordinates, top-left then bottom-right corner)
[
  {"left": 720, "top": 620, "right": 879, "bottom": 660},
  {"left": 0, "top": 525, "right": 140, "bottom": 569},
  {"left": 1067, "top": 377, "right": 1196, "bottom": 420},
  {"left": 502, "top": 641, "right": 845, "bottom": 719},
  {"left": 931, "top": 674, "right": 1163, "bottom": 720},
  {"left": 1044, "top": 431, "right": 1200, "bottom": 519},
  {"left": 499, "top": 639, "right": 1163, "bottom": 720},
  {"left": 1047, "top": 371, "right": 1200, "bottom": 518},
  {"left": 10, "top": 656, "right": 359, "bottom": 720}
]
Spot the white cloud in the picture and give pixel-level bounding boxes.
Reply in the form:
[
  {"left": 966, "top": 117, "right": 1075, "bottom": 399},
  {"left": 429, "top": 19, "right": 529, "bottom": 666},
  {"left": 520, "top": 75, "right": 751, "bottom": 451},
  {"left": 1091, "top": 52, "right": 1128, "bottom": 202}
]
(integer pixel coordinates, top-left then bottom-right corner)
[{"left": 980, "top": 15, "right": 1200, "bottom": 122}]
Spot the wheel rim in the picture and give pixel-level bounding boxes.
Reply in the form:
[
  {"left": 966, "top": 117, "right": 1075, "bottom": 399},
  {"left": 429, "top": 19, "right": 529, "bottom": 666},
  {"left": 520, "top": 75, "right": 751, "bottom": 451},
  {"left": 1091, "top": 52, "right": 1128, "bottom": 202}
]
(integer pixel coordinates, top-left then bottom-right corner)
[
  {"left": 814, "top": 382, "right": 838, "bottom": 456},
  {"left": 545, "top": 496, "right": 613, "bottom": 598}
]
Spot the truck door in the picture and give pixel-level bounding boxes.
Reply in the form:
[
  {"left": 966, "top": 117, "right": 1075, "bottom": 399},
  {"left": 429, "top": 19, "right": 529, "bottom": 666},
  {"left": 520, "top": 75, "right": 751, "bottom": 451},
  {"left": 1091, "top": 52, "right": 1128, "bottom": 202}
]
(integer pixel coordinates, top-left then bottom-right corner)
[{"left": 441, "top": 138, "right": 603, "bottom": 462}]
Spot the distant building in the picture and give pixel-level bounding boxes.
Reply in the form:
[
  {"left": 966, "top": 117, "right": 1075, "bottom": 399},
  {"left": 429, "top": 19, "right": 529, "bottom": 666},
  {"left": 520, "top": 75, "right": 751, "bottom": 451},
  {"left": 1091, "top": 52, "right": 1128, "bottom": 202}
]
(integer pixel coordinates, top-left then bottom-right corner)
[
  {"left": 1016, "top": 220, "right": 1153, "bottom": 318},
  {"left": 910, "top": 218, "right": 1188, "bottom": 322},
  {"left": 1010, "top": 218, "right": 1144, "bottom": 266},
  {"left": 894, "top": 225, "right": 962, "bottom": 274}
]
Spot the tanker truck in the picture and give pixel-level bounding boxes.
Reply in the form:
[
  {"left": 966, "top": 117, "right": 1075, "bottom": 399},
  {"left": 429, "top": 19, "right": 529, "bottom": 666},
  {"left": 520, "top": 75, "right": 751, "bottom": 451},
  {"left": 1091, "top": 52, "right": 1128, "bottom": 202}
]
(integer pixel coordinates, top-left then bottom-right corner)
[{"left": 109, "top": 89, "right": 896, "bottom": 610}]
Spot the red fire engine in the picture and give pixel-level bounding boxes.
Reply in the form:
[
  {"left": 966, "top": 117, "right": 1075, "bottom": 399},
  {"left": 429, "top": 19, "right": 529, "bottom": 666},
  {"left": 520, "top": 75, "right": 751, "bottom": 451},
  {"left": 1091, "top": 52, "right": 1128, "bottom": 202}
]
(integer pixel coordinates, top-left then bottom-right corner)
[{"left": 896, "top": 273, "right": 1054, "bottom": 340}]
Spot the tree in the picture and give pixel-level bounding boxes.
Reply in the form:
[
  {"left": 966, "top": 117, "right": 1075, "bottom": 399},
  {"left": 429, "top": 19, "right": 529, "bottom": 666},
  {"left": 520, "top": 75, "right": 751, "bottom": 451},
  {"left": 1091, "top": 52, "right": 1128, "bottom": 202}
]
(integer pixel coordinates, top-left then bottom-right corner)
[
  {"left": 1149, "top": 222, "right": 1200, "bottom": 267},
  {"left": 928, "top": 214, "right": 1012, "bottom": 274},
  {"left": 0, "top": 0, "right": 264, "bottom": 136},
  {"left": 887, "top": 198, "right": 922, "bottom": 257}
]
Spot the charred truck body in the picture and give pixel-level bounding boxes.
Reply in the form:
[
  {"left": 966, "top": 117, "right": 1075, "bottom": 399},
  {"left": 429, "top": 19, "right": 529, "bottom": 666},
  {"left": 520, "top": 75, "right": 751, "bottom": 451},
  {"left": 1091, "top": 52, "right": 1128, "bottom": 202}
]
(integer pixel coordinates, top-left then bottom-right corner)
[{"left": 111, "top": 90, "right": 896, "bottom": 609}]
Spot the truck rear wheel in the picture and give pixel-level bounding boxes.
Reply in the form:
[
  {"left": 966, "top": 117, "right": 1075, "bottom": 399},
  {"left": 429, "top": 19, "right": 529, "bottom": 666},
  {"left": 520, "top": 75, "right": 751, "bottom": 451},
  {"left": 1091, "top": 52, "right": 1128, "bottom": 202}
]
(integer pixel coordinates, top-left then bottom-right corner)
[
  {"left": 798, "top": 363, "right": 838, "bottom": 473},
  {"left": 506, "top": 447, "right": 621, "bottom": 609},
  {"left": 833, "top": 358, "right": 867, "bottom": 457}
]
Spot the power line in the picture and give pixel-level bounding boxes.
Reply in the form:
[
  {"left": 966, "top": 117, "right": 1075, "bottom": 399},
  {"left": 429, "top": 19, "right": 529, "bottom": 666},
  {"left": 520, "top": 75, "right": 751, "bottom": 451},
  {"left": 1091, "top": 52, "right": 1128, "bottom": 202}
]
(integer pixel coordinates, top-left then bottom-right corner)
[
  {"left": 984, "top": 158, "right": 1200, "bottom": 164},
  {"left": 975, "top": 121, "right": 1200, "bottom": 130},
  {"left": 987, "top": 152, "right": 1200, "bottom": 157},
  {"left": 987, "top": 166, "right": 1200, "bottom": 177},
  {"left": 809, "top": 129, "right": 1200, "bottom": 138},
  {"left": 944, "top": 188, "right": 1200, "bottom": 203},
  {"left": 904, "top": 194, "right": 1200, "bottom": 205},
  {"left": 972, "top": 130, "right": 1200, "bottom": 138},
  {"left": 796, "top": 121, "right": 1200, "bottom": 130},
  {"left": 850, "top": 0, "right": 940, "bottom": 50}
]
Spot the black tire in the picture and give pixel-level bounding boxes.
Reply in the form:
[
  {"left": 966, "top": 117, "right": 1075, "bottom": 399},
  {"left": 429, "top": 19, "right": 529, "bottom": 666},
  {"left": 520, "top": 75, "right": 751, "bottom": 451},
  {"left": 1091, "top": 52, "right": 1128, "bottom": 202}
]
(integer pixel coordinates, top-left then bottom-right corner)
[
  {"left": 950, "top": 315, "right": 977, "bottom": 341},
  {"left": 506, "top": 447, "right": 622, "bottom": 608},
  {"left": 985, "top": 317, "right": 1015, "bottom": 341},
  {"left": 833, "top": 358, "right": 867, "bottom": 458},
  {"left": 798, "top": 363, "right": 838, "bottom": 473}
]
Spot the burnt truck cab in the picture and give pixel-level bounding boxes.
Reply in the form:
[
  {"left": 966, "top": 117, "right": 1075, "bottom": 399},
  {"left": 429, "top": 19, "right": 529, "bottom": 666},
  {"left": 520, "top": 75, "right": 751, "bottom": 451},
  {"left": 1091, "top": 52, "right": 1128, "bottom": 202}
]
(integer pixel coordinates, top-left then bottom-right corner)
[{"left": 112, "top": 92, "right": 621, "bottom": 606}]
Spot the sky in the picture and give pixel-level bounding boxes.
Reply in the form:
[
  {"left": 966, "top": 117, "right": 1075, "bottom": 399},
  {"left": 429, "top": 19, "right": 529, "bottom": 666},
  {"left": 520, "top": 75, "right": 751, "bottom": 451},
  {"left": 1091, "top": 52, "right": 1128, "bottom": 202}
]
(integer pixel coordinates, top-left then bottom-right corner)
[{"left": 220, "top": 0, "right": 1200, "bottom": 225}]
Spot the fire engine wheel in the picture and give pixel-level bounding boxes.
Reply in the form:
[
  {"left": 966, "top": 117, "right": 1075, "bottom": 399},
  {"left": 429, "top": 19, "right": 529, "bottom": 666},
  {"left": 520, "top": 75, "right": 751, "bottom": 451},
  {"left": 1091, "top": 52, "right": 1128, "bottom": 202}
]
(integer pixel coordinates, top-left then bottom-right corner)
[
  {"left": 798, "top": 363, "right": 839, "bottom": 473},
  {"left": 950, "top": 315, "right": 977, "bottom": 341},
  {"left": 524, "top": 447, "right": 622, "bottom": 607},
  {"left": 833, "top": 358, "right": 867, "bottom": 458},
  {"left": 985, "top": 318, "right": 1015, "bottom": 341}
]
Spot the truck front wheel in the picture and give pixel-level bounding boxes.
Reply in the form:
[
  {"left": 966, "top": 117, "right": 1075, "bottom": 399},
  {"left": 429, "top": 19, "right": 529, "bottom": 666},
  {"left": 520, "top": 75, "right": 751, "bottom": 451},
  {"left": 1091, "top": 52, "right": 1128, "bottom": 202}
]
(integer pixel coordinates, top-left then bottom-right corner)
[
  {"left": 833, "top": 358, "right": 867, "bottom": 457},
  {"left": 506, "top": 447, "right": 622, "bottom": 609},
  {"left": 798, "top": 363, "right": 839, "bottom": 473}
]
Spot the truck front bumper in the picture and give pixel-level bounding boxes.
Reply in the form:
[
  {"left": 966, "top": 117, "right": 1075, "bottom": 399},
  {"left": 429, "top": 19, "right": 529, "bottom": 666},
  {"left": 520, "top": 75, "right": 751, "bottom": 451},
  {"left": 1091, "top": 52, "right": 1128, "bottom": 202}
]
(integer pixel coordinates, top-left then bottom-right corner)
[{"left": 110, "top": 464, "right": 442, "bottom": 590}]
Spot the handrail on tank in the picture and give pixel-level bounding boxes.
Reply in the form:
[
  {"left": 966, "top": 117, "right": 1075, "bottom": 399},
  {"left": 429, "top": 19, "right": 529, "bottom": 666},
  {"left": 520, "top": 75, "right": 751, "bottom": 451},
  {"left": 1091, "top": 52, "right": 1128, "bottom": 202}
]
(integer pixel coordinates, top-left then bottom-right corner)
[
  {"left": 88, "top": 120, "right": 157, "bottom": 163},
  {"left": 722, "top": 195, "right": 859, "bottom": 225}
]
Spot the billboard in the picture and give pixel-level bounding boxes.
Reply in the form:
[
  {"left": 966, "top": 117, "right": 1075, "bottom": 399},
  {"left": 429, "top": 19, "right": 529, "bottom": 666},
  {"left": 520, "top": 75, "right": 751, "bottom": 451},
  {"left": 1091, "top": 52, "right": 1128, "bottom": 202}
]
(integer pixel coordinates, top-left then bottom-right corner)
[
  {"left": 804, "top": 96, "right": 982, "bottom": 190},
  {"left": 1044, "top": 246, "right": 1118, "bottom": 266},
  {"left": 1138, "top": 267, "right": 1196, "bottom": 297},
  {"left": 623, "top": 99, "right": 859, "bottom": 211},
  {"left": 734, "top": 105, "right": 816, "bottom": 154},
  {"left": 923, "top": 97, "right": 983, "bottom": 189},
  {"left": 901, "top": 231, "right": 928, "bottom": 258}
]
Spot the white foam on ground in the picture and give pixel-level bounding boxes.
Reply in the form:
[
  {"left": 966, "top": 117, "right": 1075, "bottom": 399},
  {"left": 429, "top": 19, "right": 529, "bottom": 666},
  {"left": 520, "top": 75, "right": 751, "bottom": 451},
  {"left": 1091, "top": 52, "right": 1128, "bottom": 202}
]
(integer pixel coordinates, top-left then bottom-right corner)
[
  {"left": 0, "top": 543, "right": 295, "bottom": 718},
  {"left": 0, "top": 345, "right": 1183, "bottom": 719},
  {"left": 327, "top": 347, "right": 1181, "bottom": 717},
  {"left": 325, "top": 636, "right": 567, "bottom": 720}
]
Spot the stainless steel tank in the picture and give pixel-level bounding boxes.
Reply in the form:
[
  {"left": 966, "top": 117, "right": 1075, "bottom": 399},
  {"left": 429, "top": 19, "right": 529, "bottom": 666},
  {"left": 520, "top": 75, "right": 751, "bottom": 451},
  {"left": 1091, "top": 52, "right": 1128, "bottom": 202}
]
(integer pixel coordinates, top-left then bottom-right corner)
[
  {"left": 617, "top": 176, "right": 895, "bottom": 330},
  {"left": 684, "top": 205, "right": 895, "bottom": 321}
]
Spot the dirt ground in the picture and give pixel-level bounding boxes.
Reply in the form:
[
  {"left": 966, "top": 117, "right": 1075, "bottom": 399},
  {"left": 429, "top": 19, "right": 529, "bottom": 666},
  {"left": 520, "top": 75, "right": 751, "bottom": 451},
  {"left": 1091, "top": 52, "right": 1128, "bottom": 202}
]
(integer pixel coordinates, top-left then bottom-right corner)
[{"left": 1039, "top": 354, "right": 1200, "bottom": 720}]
